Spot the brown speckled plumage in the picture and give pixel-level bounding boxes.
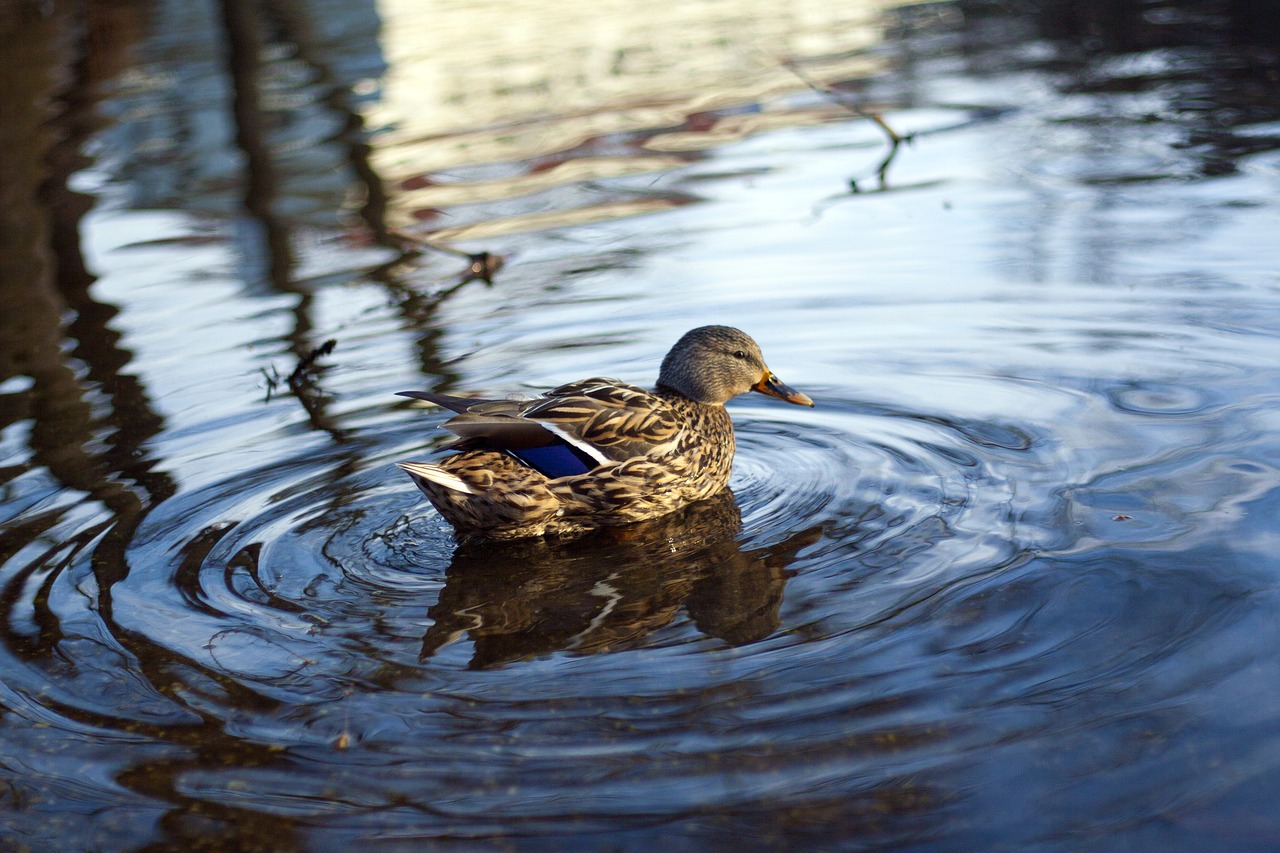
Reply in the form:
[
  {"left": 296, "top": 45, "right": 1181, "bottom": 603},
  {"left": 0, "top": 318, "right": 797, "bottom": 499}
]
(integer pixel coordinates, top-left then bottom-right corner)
[{"left": 397, "top": 326, "right": 813, "bottom": 539}]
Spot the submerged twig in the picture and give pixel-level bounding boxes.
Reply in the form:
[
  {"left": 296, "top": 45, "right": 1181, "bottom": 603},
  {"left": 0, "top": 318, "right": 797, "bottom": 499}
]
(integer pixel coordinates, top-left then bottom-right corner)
[
  {"left": 287, "top": 338, "right": 336, "bottom": 388},
  {"left": 386, "top": 227, "right": 505, "bottom": 285},
  {"left": 261, "top": 364, "right": 284, "bottom": 401},
  {"left": 784, "top": 61, "right": 913, "bottom": 192},
  {"left": 262, "top": 338, "right": 336, "bottom": 403}
]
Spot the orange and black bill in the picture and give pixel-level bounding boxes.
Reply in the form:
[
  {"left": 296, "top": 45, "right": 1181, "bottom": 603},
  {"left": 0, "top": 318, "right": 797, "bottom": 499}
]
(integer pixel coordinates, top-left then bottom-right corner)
[{"left": 753, "top": 372, "right": 815, "bottom": 407}]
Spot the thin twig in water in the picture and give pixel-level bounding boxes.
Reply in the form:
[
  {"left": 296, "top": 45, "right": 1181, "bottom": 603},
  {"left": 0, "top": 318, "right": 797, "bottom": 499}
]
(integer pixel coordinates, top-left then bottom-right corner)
[
  {"left": 386, "top": 228, "right": 505, "bottom": 284},
  {"left": 287, "top": 339, "right": 337, "bottom": 388},
  {"left": 262, "top": 364, "right": 283, "bottom": 402},
  {"left": 263, "top": 339, "right": 336, "bottom": 402},
  {"left": 783, "top": 61, "right": 912, "bottom": 191}
]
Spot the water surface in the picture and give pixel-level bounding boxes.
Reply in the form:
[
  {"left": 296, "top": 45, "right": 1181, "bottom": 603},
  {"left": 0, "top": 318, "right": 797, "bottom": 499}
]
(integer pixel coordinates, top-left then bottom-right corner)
[{"left": 2, "top": 0, "right": 1280, "bottom": 849}]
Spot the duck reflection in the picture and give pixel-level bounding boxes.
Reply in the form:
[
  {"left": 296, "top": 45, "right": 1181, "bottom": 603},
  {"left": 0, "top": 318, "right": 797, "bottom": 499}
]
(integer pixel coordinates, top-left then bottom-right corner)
[{"left": 420, "top": 490, "right": 820, "bottom": 668}]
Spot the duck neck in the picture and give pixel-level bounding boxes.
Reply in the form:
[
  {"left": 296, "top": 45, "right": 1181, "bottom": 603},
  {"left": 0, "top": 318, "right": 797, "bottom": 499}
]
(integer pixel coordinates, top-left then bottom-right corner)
[{"left": 654, "top": 382, "right": 723, "bottom": 407}]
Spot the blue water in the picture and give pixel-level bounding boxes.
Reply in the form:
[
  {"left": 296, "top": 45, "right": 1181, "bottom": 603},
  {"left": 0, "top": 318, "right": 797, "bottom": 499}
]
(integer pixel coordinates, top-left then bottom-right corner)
[{"left": 2, "top": 1, "right": 1279, "bottom": 849}]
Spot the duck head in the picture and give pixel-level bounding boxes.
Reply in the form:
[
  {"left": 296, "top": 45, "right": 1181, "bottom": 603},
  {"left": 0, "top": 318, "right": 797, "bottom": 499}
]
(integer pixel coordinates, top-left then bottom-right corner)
[{"left": 657, "top": 325, "right": 814, "bottom": 407}]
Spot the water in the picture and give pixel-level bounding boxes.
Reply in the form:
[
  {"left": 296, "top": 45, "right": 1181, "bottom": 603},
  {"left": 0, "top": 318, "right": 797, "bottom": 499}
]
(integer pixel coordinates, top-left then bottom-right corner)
[{"left": 3, "top": 0, "right": 1280, "bottom": 849}]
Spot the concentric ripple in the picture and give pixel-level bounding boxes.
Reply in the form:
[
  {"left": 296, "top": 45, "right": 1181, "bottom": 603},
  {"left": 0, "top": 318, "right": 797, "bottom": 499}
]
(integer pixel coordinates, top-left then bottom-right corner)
[
  {"left": 0, "top": 378, "right": 1080, "bottom": 843},
  {"left": 4, "top": 362, "right": 1277, "bottom": 849},
  {"left": 5, "top": 2, "right": 1280, "bottom": 846}
]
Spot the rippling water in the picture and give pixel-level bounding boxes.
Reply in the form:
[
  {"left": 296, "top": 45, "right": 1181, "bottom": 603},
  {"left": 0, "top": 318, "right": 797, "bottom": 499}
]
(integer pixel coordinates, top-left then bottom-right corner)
[{"left": 3, "top": 0, "right": 1280, "bottom": 849}]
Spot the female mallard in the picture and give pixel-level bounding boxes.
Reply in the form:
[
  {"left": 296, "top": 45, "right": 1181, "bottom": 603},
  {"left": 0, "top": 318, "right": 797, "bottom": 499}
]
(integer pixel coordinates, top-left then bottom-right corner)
[{"left": 397, "top": 325, "right": 813, "bottom": 539}]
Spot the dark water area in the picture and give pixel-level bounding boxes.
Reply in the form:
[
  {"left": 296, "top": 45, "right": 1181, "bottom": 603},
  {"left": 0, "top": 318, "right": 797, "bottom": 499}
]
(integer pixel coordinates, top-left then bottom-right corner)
[{"left": 2, "top": 0, "right": 1280, "bottom": 849}]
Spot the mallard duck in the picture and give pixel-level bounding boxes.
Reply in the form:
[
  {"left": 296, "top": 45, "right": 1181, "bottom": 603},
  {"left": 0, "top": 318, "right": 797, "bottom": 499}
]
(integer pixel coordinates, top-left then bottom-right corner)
[{"left": 397, "top": 325, "right": 813, "bottom": 539}]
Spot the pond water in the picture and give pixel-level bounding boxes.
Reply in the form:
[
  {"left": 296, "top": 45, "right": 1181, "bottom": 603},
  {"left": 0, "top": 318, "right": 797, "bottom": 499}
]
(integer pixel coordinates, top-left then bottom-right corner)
[{"left": 3, "top": 0, "right": 1280, "bottom": 849}]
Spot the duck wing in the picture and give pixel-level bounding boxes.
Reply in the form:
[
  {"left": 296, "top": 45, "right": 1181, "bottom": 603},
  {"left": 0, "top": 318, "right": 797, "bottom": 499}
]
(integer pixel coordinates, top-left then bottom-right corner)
[
  {"left": 524, "top": 379, "right": 681, "bottom": 461},
  {"left": 397, "top": 389, "right": 491, "bottom": 414},
  {"left": 397, "top": 379, "right": 681, "bottom": 479},
  {"left": 399, "top": 389, "right": 572, "bottom": 451}
]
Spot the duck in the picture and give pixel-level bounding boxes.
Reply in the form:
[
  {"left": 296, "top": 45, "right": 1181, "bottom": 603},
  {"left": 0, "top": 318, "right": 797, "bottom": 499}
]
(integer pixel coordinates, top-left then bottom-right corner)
[{"left": 396, "top": 325, "right": 813, "bottom": 539}]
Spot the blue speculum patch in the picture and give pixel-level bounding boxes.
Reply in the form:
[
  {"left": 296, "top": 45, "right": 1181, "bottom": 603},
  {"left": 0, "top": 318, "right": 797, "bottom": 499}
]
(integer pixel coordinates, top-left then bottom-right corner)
[{"left": 508, "top": 443, "right": 596, "bottom": 478}]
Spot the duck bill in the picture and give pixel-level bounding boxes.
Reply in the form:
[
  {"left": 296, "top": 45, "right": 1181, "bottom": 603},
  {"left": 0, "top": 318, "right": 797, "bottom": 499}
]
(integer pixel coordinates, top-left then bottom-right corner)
[{"left": 753, "top": 372, "right": 815, "bottom": 407}]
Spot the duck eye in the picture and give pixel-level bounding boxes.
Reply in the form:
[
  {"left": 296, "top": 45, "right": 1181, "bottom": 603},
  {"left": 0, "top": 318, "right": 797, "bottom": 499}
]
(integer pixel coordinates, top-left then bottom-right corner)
[{"left": 732, "top": 350, "right": 748, "bottom": 360}]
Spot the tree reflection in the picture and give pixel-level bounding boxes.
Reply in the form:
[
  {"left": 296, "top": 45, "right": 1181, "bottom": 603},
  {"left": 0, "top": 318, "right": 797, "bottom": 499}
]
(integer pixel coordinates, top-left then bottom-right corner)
[
  {"left": 950, "top": 0, "right": 1280, "bottom": 177},
  {"left": 0, "top": 2, "right": 172, "bottom": 552}
]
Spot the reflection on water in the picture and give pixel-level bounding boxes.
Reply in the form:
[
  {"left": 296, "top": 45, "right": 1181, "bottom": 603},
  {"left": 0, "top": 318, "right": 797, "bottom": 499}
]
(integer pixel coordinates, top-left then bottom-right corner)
[
  {"left": 369, "top": 0, "right": 909, "bottom": 236},
  {"left": 3, "top": 0, "right": 1280, "bottom": 849},
  {"left": 422, "top": 491, "right": 820, "bottom": 667}
]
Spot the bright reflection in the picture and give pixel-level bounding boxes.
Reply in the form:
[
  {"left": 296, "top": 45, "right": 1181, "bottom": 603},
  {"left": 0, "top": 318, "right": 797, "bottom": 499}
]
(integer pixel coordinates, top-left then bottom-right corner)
[{"left": 369, "top": 0, "right": 921, "bottom": 231}]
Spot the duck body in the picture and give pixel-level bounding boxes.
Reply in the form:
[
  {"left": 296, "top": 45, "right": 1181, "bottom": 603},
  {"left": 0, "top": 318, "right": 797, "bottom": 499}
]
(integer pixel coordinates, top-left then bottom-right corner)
[{"left": 398, "top": 326, "right": 813, "bottom": 540}]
